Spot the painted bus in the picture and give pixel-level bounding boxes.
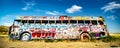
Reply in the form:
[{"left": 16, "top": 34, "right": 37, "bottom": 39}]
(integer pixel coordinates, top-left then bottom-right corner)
[{"left": 9, "top": 16, "right": 109, "bottom": 41}]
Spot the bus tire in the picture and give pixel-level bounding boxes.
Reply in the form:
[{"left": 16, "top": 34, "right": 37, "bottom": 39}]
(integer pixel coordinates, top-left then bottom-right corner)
[
  {"left": 20, "top": 32, "right": 31, "bottom": 41},
  {"left": 80, "top": 32, "right": 91, "bottom": 42}
]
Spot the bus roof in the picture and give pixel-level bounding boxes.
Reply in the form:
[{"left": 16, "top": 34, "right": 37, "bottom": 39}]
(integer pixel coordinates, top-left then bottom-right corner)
[{"left": 15, "top": 16, "right": 104, "bottom": 21}]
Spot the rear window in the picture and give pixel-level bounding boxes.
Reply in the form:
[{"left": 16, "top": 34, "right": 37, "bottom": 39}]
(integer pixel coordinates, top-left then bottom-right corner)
[{"left": 92, "top": 20, "right": 97, "bottom": 25}]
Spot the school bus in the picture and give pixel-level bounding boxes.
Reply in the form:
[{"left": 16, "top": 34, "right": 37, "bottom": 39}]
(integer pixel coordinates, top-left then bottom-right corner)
[{"left": 9, "top": 16, "right": 109, "bottom": 41}]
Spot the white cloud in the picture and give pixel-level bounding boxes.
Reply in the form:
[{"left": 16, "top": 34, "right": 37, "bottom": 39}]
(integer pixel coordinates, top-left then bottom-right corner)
[
  {"left": 46, "top": 11, "right": 60, "bottom": 15},
  {"left": 65, "top": 5, "right": 82, "bottom": 13},
  {"left": 107, "top": 15, "right": 115, "bottom": 20},
  {"left": 22, "top": 1, "right": 36, "bottom": 10},
  {"left": 101, "top": 2, "right": 120, "bottom": 12},
  {"left": 22, "top": 6, "right": 29, "bottom": 10}
]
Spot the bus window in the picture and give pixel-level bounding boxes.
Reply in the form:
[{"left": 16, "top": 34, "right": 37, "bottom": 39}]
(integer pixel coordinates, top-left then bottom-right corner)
[
  {"left": 63, "top": 20, "right": 68, "bottom": 24},
  {"left": 85, "top": 20, "right": 90, "bottom": 25},
  {"left": 35, "top": 20, "right": 41, "bottom": 23},
  {"left": 22, "top": 20, "right": 27, "bottom": 24},
  {"left": 92, "top": 20, "right": 97, "bottom": 25},
  {"left": 56, "top": 20, "right": 61, "bottom": 24},
  {"left": 29, "top": 20, "right": 34, "bottom": 24},
  {"left": 42, "top": 20, "right": 48, "bottom": 24},
  {"left": 49, "top": 20, "right": 55, "bottom": 24},
  {"left": 98, "top": 21, "right": 104, "bottom": 25},
  {"left": 70, "top": 20, "right": 77, "bottom": 24},
  {"left": 14, "top": 20, "right": 20, "bottom": 26},
  {"left": 78, "top": 20, "right": 84, "bottom": 25}
]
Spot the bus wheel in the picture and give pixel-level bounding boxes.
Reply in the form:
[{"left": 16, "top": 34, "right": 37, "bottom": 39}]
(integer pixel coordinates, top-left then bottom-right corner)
[
  {"left": 20, "top": 33, "right": 31, "bottom": 41},
  {"left": 80, "top": 33, "right": 91, "bottom": 42}
]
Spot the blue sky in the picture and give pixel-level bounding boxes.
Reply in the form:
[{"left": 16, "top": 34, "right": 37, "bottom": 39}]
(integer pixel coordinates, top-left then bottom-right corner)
[{"left": 0, "top": 0, "right": 120, "bottom": 33}]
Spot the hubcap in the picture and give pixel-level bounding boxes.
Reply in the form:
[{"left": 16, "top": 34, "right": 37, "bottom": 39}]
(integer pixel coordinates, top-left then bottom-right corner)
[{"left": 21, "top": 33, "right": 30, "bottom": 41}]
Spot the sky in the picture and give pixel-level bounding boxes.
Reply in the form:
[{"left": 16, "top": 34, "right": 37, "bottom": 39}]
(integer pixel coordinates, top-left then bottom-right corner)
[{"left": 0, "top": 0, "right": 120, "bottom": 33}]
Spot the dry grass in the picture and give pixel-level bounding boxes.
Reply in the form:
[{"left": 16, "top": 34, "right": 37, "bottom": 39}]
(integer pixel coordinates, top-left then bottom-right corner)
[
  {"left": 0, "top": 33, "right": 120, "bottom": 48},
  {"left": 109, "top": 34, "right": 120, "bottom": 47}
]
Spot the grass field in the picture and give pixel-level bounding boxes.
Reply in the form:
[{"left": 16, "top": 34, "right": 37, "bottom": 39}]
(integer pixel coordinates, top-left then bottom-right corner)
[{"left": 0, "top": 33, "right": 120, "bottom": 48}]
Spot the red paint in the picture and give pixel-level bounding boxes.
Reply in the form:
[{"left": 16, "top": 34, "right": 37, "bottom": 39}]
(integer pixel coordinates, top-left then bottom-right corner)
[
  {"left": 37, "top": 33, "right": 41, "bottom": 37},
  {"left": 32, "top": 33, "right": 36, "bottom": 37},
  {"left": 30, "top": 28, "right": 56, "bottom": 38},
  {"left": 82, "top": 26, "right": 87, "bottom": 32}
]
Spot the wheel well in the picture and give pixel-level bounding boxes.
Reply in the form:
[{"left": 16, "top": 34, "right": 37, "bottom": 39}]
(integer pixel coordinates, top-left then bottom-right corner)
[
  {"left": 80, "top": 32, "right": 89, "bottom": 38},
  {"left": 19, "top": 31, "right": 31, "bottom": 40},
  {"left": 100, "top": 32, "right": 105, "bottom": 36},
  {"left": 80, "top": 32, "right": 92, "bottom": 38},
  {"left": 80, "top": 32, "right": 91, "bottom": 41}
]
